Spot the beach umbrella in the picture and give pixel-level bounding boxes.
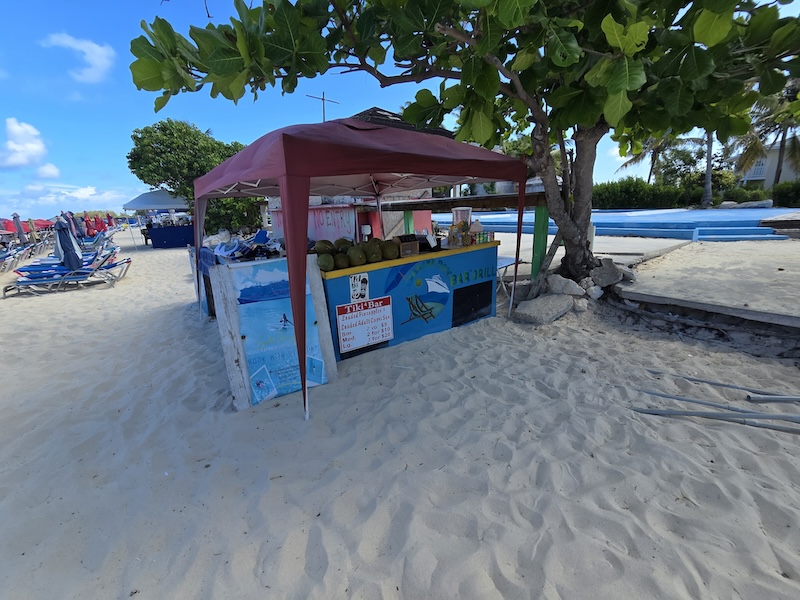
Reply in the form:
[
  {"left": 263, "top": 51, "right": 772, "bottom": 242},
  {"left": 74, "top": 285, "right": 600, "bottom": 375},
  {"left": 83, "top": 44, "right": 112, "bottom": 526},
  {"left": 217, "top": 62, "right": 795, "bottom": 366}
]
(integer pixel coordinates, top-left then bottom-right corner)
[
  {"left": 26, "top": 218, "right": 40, "bottom": 243},
  {"left": 11, "top": 213, "right": 28, "bottom": 245},
  {"left": 94, "top": 214, "right": 107, "bottom": 233},
  {"left": 53, "top": 217, "right": 83, "bottom": 270},
  {"left": 34, "top": 219, "right": 54, "bottom": 229},
  {"left": 84, "top": 213, "right": 96, "bottom": 237},
  {"left": 106, "top": 213, "right": 115, "bottom": 227}
]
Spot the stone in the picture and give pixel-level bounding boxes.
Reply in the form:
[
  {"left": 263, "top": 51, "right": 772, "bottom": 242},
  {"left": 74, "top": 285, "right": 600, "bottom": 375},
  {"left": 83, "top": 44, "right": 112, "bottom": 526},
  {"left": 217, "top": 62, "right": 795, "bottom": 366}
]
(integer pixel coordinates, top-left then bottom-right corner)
[
  {"left": 617, "top": 264, "right": 637, "bottom": 282},
  {"left": 586, "top": 285, "right": 604, "bottom": 300},
  {"left": 579, "top": 277, "right": 594, "bottom": 290},
  {"left": 573, "top": 298, "right": 589, "bottom": 312},
  {"left": 514, "top": 294, "right": 574, "bottom": 325},
  {"left": 590, "top": 258, "right": 623, "bottom": 287},
  {"left": 547, "top": 274, "right": 585, "bottom": 296},
  {"left": 717, "top": 199, "right": 773, "bottom": 209}
]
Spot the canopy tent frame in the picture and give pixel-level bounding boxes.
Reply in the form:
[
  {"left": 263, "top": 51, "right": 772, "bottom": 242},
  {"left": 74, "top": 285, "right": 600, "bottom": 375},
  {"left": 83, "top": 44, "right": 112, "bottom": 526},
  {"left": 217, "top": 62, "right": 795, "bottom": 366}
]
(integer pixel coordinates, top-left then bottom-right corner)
[{"left": 194, "top": 117, "right": 528, "bottom": 420}]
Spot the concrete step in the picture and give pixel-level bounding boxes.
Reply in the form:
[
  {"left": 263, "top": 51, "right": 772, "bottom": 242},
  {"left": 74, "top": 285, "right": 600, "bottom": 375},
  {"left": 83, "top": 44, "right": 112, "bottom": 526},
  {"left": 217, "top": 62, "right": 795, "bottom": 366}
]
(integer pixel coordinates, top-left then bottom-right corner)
[{"left": 697, "top": 233, "right": 789, "bottom": 241}]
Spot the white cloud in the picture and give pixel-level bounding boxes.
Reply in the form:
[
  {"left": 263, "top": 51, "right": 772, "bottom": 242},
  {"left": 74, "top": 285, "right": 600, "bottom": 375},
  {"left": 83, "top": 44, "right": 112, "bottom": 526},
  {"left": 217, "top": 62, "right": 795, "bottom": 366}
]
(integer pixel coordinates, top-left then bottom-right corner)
[
  {"left": 37, "top": 163, "right": 60, "bottom": 179},
  {"left": 40, "top": 33, "right": 115, "bottom": 84},
  {"left": 0, "top": 118, "right": 47, "bottom": 168},
  {"left": 0, "top": 182, "right": 130, "bottom": 219},
  {"left": 606, "top": 147, "right": 628, "bottom": 163}
]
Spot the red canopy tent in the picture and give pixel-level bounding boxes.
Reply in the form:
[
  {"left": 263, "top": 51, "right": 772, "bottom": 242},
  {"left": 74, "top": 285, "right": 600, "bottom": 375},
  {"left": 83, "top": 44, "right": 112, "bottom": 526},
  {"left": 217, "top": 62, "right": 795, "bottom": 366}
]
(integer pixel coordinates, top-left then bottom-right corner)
[{"left": 194, "top": 117, "right": 528, "bottom": 419}]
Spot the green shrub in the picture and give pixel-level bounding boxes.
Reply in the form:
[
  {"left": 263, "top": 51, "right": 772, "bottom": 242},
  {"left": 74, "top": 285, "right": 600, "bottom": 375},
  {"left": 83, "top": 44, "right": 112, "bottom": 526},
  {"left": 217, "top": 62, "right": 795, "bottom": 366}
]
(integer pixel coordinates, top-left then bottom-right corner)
[
  {"left": 592, "top": 177, "right": 684, "bottom": 209},
  {"left": 771, "top": 181, "right": 800, "bottom": 207},
  {"left": 722, "top": 187, "right": 769, "bottom": 203}
]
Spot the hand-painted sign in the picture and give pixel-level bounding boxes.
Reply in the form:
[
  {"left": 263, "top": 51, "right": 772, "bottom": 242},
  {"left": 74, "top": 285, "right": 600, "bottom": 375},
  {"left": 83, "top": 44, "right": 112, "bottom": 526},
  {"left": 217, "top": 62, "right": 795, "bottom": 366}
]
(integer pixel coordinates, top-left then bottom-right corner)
[{"left": 336, "top": 296, "right": 394, "bottom": 352}]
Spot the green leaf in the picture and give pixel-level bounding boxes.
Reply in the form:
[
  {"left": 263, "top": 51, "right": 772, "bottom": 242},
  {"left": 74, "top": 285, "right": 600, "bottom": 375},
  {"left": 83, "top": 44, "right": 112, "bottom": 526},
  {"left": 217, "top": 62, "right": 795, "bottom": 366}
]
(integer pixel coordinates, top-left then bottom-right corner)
[
  {"left": 658, "top": 77, "right": 694, "bottom": 116},
  {"left": 769, "top": 23, "right": 800, "bottom": 57},
  {"left": 511, "top": 47, "right": 538, "bottom": 71},
  {"left": 604, "top": 91, "right": 632, "bottom": 126},
  {"left": 441, "top": 85, "right": 465, "bottom": 109},
  {"left": 700, "top": 0, "right": 738, "bottom": 11},
  {"left": 547, "top": 30, "right": 581, "bottom": 67},
  {"left": 745, "top": 5, "right": 779, "bottom": 46},
  {"left": 458, "top": 0, "right": 494, "bottom": 8},
  {"left": 693, "top": 9, "right": 734, "bottom": 47},
  {"left": 473, "top": 62, "right": 501, "bottom": 100},
  {"left": 130, "top": 58, "right": 166, "bottom": 91},
  {"left": 678, "top": 47, "right": 715, "bottom": 80},
  {"left": 622, "top": 22, "right": 650, "bottom": 56},
  {"left": 415, "top": 88, "right": 439, "bottom": 108},
  {"left": 547, "top": 85, "right": 584, "bottom": 108},
  {"left": 150, "top": 17, "right": 179, "bottom": 55},
  {"left": 232, "top": 19, "right": 252, "bottom": 67},
  {"left": 470, "top": 109, "right": 495, "bottom": 144},
  {"left": 601, "top": 15, "right": 625, "bottom": 50},
  {"left": 153, "top": 93, "right": 170, "bottom": 112},
  {"left": 758, "top": 69, "right": 787, "bottom": 96},
  {"left": 497, "top": 0, "right": 537, "bottom": 29},
  {"left": 555, "top": 90, "right": 604, "bottom": 128},
  {"left": 131, "top": 36, "right": 163, "bottom": 61},
  {"left": 585, "top": 57, "right": 616, "bottom": 87},
  {"left": 608, "top": 57, "right": 646, "bottom": 95},
  {"left": 475, "top": 16, "right": 502, "bottom": 57}
]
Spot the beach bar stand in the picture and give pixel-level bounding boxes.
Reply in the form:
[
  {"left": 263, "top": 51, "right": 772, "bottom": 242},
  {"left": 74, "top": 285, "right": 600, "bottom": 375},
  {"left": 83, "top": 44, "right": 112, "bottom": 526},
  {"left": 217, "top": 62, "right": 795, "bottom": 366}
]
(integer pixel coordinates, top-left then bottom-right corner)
[{"left": 193, "top": 118, "right": 528, "bottom": 418}]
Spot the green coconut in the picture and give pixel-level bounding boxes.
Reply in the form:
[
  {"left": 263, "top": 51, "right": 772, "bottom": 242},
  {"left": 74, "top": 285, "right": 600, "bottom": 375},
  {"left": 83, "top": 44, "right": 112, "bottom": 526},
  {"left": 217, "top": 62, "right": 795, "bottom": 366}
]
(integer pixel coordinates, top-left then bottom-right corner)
[
  {"left": 365, "top": 245, "right": 383, "bottom": 263},
  {"left": 334, "top": 238, "right": 353, "bottom": 252},
  {"left": 314, "top": 239, "right": 336, "bottom": 255},
  {"left": 381, "top": 240, "right": 400, "bottom": 260},
  {"left": 333, "top": 253, "right": 350, "bottom": 270},
  {"left": 347, "top": 246, "right": 367, "bottom": 266},
  {"left": 317, "top": 253, "right": 335, "bottom": 272}
]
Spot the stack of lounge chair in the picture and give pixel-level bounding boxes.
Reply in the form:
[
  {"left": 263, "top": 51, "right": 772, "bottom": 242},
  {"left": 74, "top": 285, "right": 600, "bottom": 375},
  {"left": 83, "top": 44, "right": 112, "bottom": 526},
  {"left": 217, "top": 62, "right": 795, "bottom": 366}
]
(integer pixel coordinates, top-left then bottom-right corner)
[{"left": 3, "top": 246, "right": 132, "bottom": 298}]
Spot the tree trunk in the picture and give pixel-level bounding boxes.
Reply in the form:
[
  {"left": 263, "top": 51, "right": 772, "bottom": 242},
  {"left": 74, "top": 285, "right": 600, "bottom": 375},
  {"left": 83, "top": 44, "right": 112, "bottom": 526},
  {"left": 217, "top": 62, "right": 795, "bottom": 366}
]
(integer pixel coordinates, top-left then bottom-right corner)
[
  {"left": 701, "top": 130, "right": 713, "bottom": 208},
  {"left": 773, "top": 128, "right": 787, "bottom": 187},
  {"left": 531, "top": 124, "right": 607, "bottom": 281}
]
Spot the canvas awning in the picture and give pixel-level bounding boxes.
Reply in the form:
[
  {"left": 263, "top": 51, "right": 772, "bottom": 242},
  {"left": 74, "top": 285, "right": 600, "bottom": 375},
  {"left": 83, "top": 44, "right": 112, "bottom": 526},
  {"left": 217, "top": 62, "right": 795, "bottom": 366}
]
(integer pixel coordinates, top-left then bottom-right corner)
[
  {"left": 194, "top": 117, "right": 528, "bottom": 419},
  {"left": 123, "top": 189, "right": 189, "bottom": 211}
]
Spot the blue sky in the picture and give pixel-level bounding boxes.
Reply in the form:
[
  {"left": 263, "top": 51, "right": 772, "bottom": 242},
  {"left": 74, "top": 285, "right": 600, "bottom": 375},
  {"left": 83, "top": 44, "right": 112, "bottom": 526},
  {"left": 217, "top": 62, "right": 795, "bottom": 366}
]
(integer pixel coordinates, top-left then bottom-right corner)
[{"left": 0, "top": 2, "right": 795, "bottom": 219}]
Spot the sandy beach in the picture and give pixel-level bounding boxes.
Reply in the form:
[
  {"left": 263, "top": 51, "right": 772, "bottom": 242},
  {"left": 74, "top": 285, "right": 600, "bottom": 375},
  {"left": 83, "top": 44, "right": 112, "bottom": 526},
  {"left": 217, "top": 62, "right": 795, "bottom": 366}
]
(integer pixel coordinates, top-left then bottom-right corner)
[{"left": 1, "top": 233, "right": 800, "bottom": 599}]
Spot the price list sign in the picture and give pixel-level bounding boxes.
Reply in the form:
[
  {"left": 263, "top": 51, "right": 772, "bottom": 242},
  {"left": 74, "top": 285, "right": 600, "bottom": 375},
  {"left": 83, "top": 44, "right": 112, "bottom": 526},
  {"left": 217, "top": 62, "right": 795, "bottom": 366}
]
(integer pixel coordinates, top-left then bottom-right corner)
[{"left": 336, "top": 296, "right": 394, "bottom": 352}]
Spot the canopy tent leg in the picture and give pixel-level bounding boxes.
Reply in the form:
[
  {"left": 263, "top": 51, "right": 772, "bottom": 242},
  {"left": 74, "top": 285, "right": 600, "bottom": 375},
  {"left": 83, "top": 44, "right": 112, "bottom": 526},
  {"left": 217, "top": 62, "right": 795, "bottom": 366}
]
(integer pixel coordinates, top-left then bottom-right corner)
[{"left": 126, "top": 210, "right": 139, "bottom": 251}]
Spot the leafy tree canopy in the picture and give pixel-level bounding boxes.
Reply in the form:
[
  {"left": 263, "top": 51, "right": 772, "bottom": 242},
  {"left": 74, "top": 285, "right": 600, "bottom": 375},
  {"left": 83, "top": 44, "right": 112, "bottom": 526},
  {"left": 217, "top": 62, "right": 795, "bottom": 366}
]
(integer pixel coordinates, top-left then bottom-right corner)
[
  {"left": 127, "top": 118, "right": 262, "bottom": 233},
  {"left": 130, "top": 0, "right": 800, "bottom": 278}
]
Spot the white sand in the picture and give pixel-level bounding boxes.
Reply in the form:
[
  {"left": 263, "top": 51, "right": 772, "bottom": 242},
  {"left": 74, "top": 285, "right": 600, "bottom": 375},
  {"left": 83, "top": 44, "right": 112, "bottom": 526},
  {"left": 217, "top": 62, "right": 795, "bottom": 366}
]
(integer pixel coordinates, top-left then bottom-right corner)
[{"left": 2, "top": 234, "right": 800, "bottom": 599}]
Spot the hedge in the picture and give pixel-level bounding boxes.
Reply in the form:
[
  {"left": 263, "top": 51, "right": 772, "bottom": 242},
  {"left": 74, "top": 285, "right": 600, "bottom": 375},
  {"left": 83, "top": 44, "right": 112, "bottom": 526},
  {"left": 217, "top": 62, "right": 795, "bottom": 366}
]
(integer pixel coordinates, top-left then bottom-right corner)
[{"left": 771, "top": 181, "right": 800, "bottom": 207}]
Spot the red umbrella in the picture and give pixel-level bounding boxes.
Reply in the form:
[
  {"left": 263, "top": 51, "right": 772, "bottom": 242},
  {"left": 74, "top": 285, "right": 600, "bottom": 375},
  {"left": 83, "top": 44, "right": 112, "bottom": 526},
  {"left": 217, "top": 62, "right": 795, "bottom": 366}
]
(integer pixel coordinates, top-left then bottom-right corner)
[
  {"left": 94, "top": 214, "right": 107, "bottom": 232},
  {"left": 0, "top": 218, "right": 30, "bottom": 232},
  {"left": 34, "top": 219, "right": 54, "bottom": 229},
  {"left": 0, "top": 228, "right": 14, "bottom": 235},
  {"left": 106, "top": 213, "right": 115, "bottom": 227},
  {"left": 84, "top": 213, "right": 96, "bottom": 237}
]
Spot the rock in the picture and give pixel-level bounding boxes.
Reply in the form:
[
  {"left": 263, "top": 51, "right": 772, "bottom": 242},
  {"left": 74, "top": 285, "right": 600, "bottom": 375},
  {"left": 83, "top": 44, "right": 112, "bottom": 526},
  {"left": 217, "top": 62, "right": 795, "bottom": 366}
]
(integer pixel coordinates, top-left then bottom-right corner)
[
  {"left": 573, "top": 298, "right": 589, "bottom": 313},
  {"left": 586, "top": 285, "right": 604, "bottom": 300},
  {"left": 590, "top": 258, "right": 623, "bottom": 287},
  {"left": 547, "top": 274, "right": 585, "bottom": 296},
  {"left": 514, "top": 294, "right": 574, "bottom": 325},
  {"left": 578, "top": 277, "right": 594, "bottom": 290},
  {"left": 617, "top": 264, "right": 637, "bottom": 282},
  {"left": 717, "top": 199, "right": 773, "bottom": 209}
]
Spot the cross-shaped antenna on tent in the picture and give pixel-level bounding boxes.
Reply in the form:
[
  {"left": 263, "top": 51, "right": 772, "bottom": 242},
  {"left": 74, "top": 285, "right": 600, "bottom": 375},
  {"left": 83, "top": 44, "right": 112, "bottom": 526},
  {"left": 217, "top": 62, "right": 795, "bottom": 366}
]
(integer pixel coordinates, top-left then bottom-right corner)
[{"left": 306, "top": 92, "right": 340, "bottom": 122}]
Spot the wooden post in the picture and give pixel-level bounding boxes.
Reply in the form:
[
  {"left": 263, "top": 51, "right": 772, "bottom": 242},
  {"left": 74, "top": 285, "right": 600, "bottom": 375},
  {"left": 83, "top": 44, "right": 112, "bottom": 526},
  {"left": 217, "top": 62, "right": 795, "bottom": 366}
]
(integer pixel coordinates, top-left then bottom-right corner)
[{"left": 531, "top": 205, "right": 549, "bottom": 274}]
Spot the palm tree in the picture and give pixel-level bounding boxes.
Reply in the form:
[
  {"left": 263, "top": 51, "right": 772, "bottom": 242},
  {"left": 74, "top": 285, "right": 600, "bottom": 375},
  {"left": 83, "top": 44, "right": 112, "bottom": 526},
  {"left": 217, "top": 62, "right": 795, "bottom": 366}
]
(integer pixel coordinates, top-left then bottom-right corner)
[
  {"left": 617, "top": 133, "right": 704, "bottom": 185},
  {"left": 732, "top": 79, "right": 800, "bottom": 188}
]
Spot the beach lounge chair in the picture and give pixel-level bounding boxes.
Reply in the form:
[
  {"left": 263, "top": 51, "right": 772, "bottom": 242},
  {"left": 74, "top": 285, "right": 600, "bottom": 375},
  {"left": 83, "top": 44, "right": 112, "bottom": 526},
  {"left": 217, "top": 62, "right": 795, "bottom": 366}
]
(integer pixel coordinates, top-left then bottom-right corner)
[{"left": 2, "top": 252, "right": 119, "bottom": 298}]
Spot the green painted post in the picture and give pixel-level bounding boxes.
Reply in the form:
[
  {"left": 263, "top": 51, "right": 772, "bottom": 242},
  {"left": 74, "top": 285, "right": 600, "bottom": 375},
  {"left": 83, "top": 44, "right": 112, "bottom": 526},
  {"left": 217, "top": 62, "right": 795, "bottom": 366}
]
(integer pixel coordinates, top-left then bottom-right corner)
[
  {"left": 403, "top": 211, "right": 414, "bottom": 234},
  {"left": 531, "top": 205, "right": 549, "bottom": 275}
]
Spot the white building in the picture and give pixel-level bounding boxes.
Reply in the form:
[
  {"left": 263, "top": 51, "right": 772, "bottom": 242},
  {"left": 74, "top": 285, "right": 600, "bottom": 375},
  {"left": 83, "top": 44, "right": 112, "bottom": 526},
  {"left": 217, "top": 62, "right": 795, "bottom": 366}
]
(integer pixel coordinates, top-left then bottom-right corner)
[{"left": 739, "top": 136, "right": 799, "bottom": 188}]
